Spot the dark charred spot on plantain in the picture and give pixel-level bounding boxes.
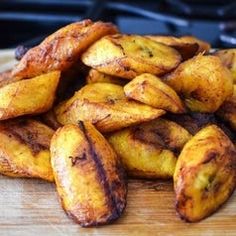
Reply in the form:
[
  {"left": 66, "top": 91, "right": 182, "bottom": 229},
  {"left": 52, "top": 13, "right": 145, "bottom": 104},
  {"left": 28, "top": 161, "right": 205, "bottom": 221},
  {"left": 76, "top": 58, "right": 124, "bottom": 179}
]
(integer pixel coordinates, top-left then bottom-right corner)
[
  {"left": 165, "top": 113, "right": 217, "bottom": 135},
  {"left": 69, "top": 152, "right": 87, "bottom": 166},
  {"left": 131, "top": 125, "right": 181, "bottom": 153},
  {"left": 132, "top": 126, "right": 166, "bottom": 150},
  {"left": 1, "top": 125, "right": 49, "bottom": 155},
  {"left": 106, "top": 96, "right": 118, "bottom": 105},
  {"left": 202, "top": 151, "right": 218, "bottom": 164},
  {"left": 175, "top": 191, "right": 193, "bottom": 214},
  {"left": 78, "top": 120, "right": 124, "bottom": 219}
]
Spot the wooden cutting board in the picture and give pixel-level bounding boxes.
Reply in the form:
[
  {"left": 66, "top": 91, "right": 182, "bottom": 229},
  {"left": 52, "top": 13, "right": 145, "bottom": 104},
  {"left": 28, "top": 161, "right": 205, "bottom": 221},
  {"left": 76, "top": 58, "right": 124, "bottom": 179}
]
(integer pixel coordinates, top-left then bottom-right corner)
[{"left": 0, "top": 50, "right": 235, "bottom": 236}]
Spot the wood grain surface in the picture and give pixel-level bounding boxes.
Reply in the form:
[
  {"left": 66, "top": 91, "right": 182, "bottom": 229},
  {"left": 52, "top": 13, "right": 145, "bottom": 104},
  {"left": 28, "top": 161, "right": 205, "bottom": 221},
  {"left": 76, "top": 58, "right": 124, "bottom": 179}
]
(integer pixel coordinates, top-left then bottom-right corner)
[{"left": 0, "top": 50, "right": 235, "bottom": 236}]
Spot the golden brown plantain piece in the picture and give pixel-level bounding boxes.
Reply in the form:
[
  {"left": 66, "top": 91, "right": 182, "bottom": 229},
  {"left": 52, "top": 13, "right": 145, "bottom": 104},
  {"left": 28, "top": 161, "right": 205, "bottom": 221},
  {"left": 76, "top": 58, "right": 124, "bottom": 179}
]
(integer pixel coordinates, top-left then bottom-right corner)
[
  {"left": 164, "top": 55, "right": 233, "bottom": 112},
  {"left": 174, "top": 125, "right": 236, "bottom": 222},
  {"left": 217, "top": 85, "right": 236, "bottom": 131},
  {"left": 124, "top": 73, "right": 185, "bottom": 113},
  {"left": 50, "top": 121, "right": 127, "bottom": 227},
  {"left": 0, "top": 71, "right": 60, "bottom": 120},
  {"left": 12, "top": 19, "right": 118, "bottom": 79},
  {"left": 108, "top": 118, "right": 192, "bottom": 179},
  {"left": 81, "top": 34, "right": 181, "bottom": 79},
  {"left": 214, "top": 49, "right": 236, "bottom": 83},
  {"left": 86, "top": 69, "right": 127, "bottom": 86},
  {"left": 0, "top": 118, "right": 54, "bottom": 181},
  {"left": 146, "top": 35, "right": 199, "bottom": 60},
  {"left": 55, "top": 83, "right": 165, "bottom": 133}
]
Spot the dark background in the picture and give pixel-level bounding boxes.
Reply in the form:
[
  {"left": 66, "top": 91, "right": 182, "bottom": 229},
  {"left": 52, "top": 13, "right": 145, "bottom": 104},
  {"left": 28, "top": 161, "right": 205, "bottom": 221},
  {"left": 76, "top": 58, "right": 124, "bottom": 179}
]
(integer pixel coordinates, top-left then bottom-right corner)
[{"left": 1, "top": 0, "right": 236, "bottom": 49}]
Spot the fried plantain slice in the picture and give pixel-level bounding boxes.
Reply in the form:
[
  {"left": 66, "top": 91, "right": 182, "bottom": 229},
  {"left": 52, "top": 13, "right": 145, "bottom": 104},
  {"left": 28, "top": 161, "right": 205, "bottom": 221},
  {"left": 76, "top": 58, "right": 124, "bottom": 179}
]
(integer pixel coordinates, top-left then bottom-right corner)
[
  {"left": 108, "top": 118, "right": 192, "bottom": 179},
  {"left": 0, "top": 71, "right": 60, "bottom": 120},
  {"left": 86, "top": 69, "right": 127, "bottom": 86},
  {"left": 0, "top": 118, "right": 54, "bottom": 181},
  {"left": 217, "top": 85, "right": 236, "bottom": 131},
  {"left": 50, "top": 121, "right": 127, "bottom": 227},
  {"left": 124, "top": 73, "right": 185, "bottom": 113},
  {"left": 164, "top": 55, "right": 233, "bottom": 112},
  {"left": 214, "top": 49, "right": 236, "bottom": 84},
  {"left": 174, "top": 125, "right": 236, "bottom": 222},
  {"left": 146, "top": 35, "right": 199, "bottom": 60},
  {"left": 12, "top": 19, "right": 118, "bottom": 79},
  {"left": 81, "top": 34, "right": 181, "bottom": 79},
  {"left": 55, "top": 83, "right": 165, "bottom": 133}
]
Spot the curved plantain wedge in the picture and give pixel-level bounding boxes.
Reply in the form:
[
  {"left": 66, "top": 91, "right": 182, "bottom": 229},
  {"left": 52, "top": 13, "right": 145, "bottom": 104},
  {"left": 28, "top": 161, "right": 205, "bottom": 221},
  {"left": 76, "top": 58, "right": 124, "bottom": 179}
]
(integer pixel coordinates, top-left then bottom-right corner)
[
  {"left": 217, "top": 85, "right": 236, "bottom": 131},
  {"left": 108, "top": 118, "right": 192, "bottom": 179},
  {"left": 12, "top": 19, "right": 118, "bottom": 79},
  {"left": 50, "top": 121, "right": 127, "bottom": 227},
  {"left": 86, "top": 69, "right": 127, "bottom": 86},
  {"left": 174, "top": 125, "right": 236, "bottom": 222},
  {"left": 81, "top": 34, "right": 181, "bottom": 79},
  {"left": 165, "top": 55, "right": 233, "bottom": 112},
  {"left": 214, "top": 49, "right": 236, "bottom": 84},
  {"left": 0, "top": 71, "right": 60, "bottom": 120},
  {"left": 124, "top": 73, "right": 185, "bottom": 113},
  {"left": 146, "top": 36, "right": 199, "bottom": 60},
  {"left": 0, "top": 118, "right": 54, "bottom": 181},
  {"left": 55, "top": 83, "right": 165, "bottom": 133}
]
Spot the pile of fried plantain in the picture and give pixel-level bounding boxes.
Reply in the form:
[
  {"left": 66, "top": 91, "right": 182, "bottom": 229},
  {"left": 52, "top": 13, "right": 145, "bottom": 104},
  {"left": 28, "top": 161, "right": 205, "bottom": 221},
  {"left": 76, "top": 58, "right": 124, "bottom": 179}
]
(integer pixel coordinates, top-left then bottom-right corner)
[{"left": 1, "top": 19, "right": 236, "bottom": 226}]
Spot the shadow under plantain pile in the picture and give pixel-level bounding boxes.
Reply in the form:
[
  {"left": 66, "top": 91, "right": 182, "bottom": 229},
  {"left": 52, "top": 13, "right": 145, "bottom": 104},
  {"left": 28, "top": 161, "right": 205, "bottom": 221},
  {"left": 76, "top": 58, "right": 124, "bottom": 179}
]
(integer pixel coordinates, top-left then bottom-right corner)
[{"left": 0, "top": 19, "right": 235, "bottom": 226}]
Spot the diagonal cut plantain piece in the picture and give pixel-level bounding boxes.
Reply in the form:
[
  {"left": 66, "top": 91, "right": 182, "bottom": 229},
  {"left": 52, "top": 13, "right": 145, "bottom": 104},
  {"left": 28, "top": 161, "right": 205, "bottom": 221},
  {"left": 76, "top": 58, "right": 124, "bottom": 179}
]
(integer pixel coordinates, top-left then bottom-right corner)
[
  {"left": 81, "top": 34, "right": 181, "bottom": 79},
  {"left": 164, "top": 55, "right": 233, "bottom": 112},
  {"left": 174, "top": 125, "right": 236, "bottom": 222},
  {"left": 124, "top": 73, "right": 185, "bottom": 113},
  {"left": 108, "top": 118, "right": 192, "bottom": 179},
  {"left": 0, "top": 71, "right": 60, "bottom": 120},
  {"left": 0, "top": 118, "right": 54, "bottom": 181},
  {"left": 50, "top": 121, "right": 127, "bottom": 227},
  {"left": 12, "top": 19, "right": 118, "bottom": 79},
  {"left": 55, "top": 83, "right": 165, "bottom": 133}
]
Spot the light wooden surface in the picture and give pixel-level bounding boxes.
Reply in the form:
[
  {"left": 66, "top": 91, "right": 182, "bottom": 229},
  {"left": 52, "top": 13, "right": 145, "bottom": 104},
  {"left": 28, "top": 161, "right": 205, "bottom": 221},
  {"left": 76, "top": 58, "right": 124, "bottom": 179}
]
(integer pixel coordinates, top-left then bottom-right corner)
[{"left": 0, "top": 50, "right": 235, "bottom": 236}]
